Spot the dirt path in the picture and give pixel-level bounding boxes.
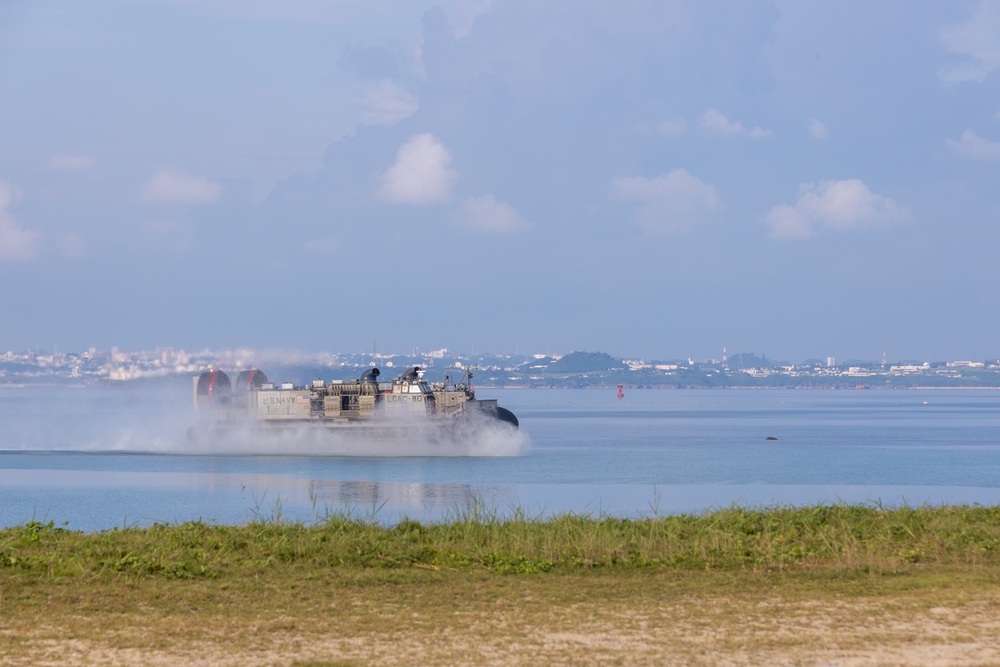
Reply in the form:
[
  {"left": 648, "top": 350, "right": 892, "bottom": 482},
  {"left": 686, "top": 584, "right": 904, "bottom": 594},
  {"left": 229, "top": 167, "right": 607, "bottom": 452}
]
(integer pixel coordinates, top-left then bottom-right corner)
[{"left": 4, "top": 574, "right": 1000, "bottom": 666}]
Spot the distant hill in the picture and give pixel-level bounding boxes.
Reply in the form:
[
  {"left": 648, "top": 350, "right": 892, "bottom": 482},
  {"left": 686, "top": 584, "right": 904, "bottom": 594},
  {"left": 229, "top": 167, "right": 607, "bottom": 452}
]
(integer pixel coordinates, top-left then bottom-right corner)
[
  {"left": 726, "top": 352, "right": 784, "bottom": 370},
  {"left": 546, "top": 351, "right": 626, "bottom": 374}
]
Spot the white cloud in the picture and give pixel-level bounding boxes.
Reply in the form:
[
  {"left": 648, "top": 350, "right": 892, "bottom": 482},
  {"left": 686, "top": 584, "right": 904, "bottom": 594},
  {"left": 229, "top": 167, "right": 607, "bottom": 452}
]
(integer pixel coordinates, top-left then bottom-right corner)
[
  {"left": 444, "top": 0, "right": 494, "bottom": 38},
  {"left": 454, "top": 195, "right": 531, "bottom": 234},
  {"left": 612, "top": 169, "right": 720, "bottom": 235},
  {"left": 700, "top": 108, "right": 772, "bottom": 139},
  {"left": 763, "top": 205, "right": 811, "bottom": 240},
  {"left": 808, "top": 118, "right": 828, "bottom": 139},
  {"left": 0, "top": 182, "right": 20, "bottom": 210},
  {"left": 0, "top": 220, "right": 39, "bottom": 262},
  {"left": 0, "top": 181, "right": 42, "bottom": 262},
  {"left": 140, "top": 169, "right": 222, "bottom": 204},
  {"left": 764, "top": 179, "right": 908, "bottom": 240},
  {"left": 379, "top": 134, "right": 457, "bottom": 204},
  {"left": 939, "top": 1, "right": 1000, "bottom": 84},
  {"left": 46, "top": 154, "right": 97, "bottom": 172},
  {"left": 358, "top": 80, "right": 419, "bottom": 126},
  {"left": 948, "top": 129, "right": 1000, "bottom": 160}
]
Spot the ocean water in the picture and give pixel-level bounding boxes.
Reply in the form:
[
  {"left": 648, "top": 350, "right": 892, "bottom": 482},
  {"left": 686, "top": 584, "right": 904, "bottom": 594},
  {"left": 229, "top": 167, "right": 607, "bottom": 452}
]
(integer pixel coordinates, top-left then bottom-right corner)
[{"left": 2, "top": 385, "right": 1000, "bottom": 531}]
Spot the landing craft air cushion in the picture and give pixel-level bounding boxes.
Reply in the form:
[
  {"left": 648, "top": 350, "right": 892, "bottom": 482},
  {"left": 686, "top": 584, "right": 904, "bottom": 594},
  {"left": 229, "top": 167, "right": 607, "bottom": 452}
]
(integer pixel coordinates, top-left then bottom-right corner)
[{"left": 190, "top": 365, "right": 518, "bottom": 441}]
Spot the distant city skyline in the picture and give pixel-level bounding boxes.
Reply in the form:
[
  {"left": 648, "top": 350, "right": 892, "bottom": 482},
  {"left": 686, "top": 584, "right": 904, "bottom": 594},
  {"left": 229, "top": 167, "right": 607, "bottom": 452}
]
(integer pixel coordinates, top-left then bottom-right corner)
[
  {"left": 6, "top": 345, "right": 1000, "bottom": 390},
  {"left": 3, "top": 343, "right": 996, "bottom": 367},
  {"left": 2, "top": 2, "right": 998, "bottom": 362}
]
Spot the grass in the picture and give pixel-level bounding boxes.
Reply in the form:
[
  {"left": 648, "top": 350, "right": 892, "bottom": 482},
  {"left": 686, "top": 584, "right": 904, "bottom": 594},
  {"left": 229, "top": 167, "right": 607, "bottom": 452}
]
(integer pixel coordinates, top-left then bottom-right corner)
[
  {"left": 3, "top": 504, "right": 1000, "bottom": 665},
  {"left": 3, "top": 503, "right": 1000, "bottom": 580}
]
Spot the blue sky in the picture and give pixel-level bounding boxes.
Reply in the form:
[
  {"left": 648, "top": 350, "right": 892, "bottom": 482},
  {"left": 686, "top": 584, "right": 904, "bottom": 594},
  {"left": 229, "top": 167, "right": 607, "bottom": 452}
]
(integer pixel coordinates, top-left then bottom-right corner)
[{"left": 1, "top": 0, "right": 998, "bottom": 363}]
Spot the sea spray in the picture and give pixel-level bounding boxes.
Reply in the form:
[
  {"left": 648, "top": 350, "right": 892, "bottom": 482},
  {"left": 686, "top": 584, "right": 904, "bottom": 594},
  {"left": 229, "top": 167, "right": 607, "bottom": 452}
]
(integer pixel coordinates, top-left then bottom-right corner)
[{"left": 1, "top": 384, "right": 530, "bottom": 457}]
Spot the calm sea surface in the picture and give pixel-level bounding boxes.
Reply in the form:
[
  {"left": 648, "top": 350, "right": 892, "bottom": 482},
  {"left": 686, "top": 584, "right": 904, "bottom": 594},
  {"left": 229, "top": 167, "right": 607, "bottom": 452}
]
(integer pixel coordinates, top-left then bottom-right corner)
[{"left": 2, "top": 385, "right": 1000, "bottom": 531}]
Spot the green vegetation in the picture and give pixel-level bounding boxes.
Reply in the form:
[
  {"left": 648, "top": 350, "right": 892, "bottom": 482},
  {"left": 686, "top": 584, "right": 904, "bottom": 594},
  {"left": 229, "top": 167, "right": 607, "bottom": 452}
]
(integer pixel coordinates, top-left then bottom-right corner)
[
  {"left": 544, "top": 351, "right": 627, "bottom": 374},
  {"left": 4, "top": 505, "right": 1000, "bottom": 665},
  {"left": 4, "top": 504, "right": 999, "bottom": 580}
]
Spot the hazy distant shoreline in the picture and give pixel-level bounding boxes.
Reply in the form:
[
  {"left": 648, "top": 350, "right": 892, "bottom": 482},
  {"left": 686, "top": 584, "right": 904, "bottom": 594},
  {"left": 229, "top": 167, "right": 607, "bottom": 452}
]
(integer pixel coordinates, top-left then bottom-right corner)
[{"left": 5, "top": 380, "right": 1000, "bottom": 391}]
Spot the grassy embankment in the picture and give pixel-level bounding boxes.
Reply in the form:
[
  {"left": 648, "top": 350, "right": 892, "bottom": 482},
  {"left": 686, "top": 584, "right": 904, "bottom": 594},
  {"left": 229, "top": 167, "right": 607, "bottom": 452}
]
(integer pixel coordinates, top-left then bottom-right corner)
[{"left": 3, "top": 504, "right": 1000, "bottom": 665}]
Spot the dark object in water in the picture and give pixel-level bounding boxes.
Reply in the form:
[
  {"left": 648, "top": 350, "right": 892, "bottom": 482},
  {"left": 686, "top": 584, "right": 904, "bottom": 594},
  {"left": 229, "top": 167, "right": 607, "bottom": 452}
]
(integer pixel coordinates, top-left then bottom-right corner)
[{"left": 766, "top": 436, "right": 778, "bottom": 441}]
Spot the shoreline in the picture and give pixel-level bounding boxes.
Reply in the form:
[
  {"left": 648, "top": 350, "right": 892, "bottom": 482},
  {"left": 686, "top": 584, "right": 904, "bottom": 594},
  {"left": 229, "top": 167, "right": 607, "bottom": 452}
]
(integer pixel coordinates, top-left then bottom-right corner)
[
  {"left": 7, "top": 381, "right": 1000, "bottom": 390},
  {"left": 3, "top": 507, "right": 1000, "bottom": 665}
]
